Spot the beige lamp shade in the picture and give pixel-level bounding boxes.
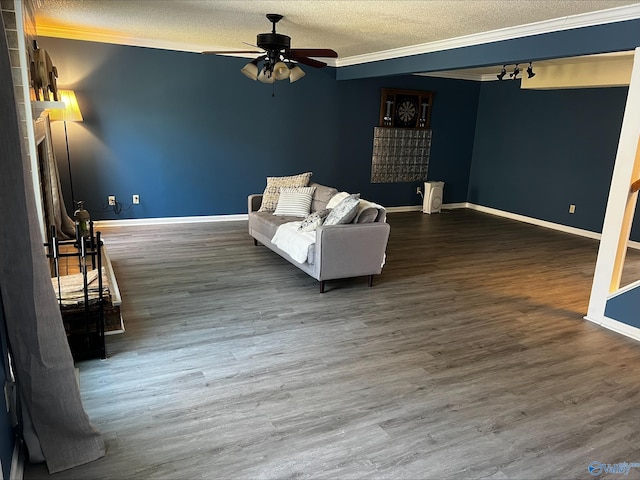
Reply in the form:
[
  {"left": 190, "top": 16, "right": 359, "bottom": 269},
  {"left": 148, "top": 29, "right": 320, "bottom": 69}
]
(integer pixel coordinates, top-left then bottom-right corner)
[
  {"left": 273, "top": 61, "right": 290, "bottom": 80},
  {"left": 257, "top": 68, "right": 275, "bottom": 84},
  {"left": 241, "top": 61, "right": 259, "bottom": 80},
  {"left": 289, "top": 65, "right": 305, "bottom": 83},
  {"left": 49, "top": 90, "right": 83, "bottom": 122}
]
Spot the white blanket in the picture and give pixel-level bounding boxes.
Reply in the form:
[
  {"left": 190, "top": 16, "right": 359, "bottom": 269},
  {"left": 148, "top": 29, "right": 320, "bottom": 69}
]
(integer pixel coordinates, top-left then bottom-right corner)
[{"left": 271, "top": 221, "right": 316, "bottom": 264}]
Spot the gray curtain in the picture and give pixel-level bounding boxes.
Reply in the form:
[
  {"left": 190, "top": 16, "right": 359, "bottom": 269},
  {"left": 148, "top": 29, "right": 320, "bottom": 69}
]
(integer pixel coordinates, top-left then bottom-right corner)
[{"left": 0, "top": 20, "right": 105, "bottom": 473}]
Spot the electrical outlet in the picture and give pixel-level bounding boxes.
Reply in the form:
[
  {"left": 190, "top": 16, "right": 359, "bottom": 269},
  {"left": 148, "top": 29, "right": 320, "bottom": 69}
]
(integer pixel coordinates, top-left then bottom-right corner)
[
  {"left": 108, "top": 195, "right": 116, "bottom": 206},
  {"left": 569, "top": 204, "right": 576, "bottom": 214},
  {"left": 416, "top": 186, "right": 421, "bottom": 194},
  {"left": 132, "top": 194, "right": 140, "bottom": 204}
]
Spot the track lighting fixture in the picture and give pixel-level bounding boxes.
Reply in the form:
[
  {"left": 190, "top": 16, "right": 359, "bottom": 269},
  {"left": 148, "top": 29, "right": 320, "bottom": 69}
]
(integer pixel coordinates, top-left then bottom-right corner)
[
  {"left": 497, "top": 62, "right": 536, "bottom": 82},
  {"left": 527, "top": 62, "right": 536, "bottom": 78}
]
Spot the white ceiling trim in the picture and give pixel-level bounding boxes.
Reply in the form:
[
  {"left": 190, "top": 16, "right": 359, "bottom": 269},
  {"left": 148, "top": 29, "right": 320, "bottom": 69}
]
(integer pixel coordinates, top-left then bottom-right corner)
[
  {"left": 415, "top": 71, "right": 500, "bottom": 82},
  {"left": 36, "top": 3, "right": 640, "bottom": 70},
  {"left": 335, "top": 3, "right": 640, "bottom": 67},
  {"left": 36, "top": 23, "right": 212, "bottom": 55}
]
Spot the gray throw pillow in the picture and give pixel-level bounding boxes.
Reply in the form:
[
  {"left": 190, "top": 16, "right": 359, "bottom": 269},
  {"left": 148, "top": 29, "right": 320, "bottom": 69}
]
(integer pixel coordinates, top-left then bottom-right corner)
[
  {"left": 354, "top": 199, "right": 380, "bottom": 223},
  {"left": 324, "top": 194, "right": 360, "bottom": 226},
  {"left": 355, "top": 208, "right": 378, "bottom": 223}
]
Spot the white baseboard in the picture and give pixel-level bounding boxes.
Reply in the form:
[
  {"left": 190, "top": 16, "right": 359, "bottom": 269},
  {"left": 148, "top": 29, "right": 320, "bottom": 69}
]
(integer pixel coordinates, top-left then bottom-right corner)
[
  {"left": 386, "top": 203, "right": 467, "bottom": 214},
  {"left": 464, "top": 202, "right": 640, "bottom": 251},
  {"left": 386, "top": 205, "right": 423, "bottom": 213},
  {"left": 442, "top": 202, "right": 468, "bottom": 210},
  {"left": 584, "top": 314, "right": 640, "bottom": 342},
  {"left": 465, "top": 203, "right": 603, "bottom": 240},
  {"left": 95, "top": 214, "right": 248, "bottom": 228}
]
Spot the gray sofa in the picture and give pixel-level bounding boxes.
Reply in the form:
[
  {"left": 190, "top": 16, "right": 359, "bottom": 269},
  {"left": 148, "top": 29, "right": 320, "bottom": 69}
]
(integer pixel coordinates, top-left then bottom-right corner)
[{"left": 248, "top": 183, "right": 391, "bottom": 293}]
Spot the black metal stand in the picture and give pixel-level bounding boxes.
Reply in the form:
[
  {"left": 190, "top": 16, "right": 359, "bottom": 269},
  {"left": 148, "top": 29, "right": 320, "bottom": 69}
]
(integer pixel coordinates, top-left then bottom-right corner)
[{"left": 45, "top": 223, "right": 106, "bottom": 360}]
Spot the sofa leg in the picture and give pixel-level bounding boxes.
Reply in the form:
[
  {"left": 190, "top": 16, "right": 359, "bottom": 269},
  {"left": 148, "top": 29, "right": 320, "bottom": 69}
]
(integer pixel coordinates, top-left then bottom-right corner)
[
  {"left": 253, "top": 238, "right": 258, "bottom": 246},
  {"left": 319, "top": 281, "right": 325, "bottom": 293},
  {"left": 368, "top": 275, "right": 374, "bottom": 287}
]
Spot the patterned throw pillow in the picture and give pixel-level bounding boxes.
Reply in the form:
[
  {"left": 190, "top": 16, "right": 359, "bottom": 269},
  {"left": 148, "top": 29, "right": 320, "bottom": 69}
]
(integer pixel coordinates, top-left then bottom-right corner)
[
  {"left": 298, "top": 209, "right": 330, "bottom": 232},
  {"left": 326, "top": 191, "right": 351, "bottom": 210},
  {"left": 324, "top": 194, "right": 360, "bottom": 226},
  {"left": 273, "top": 187, "right": 316, "bottom": 217},
  {"left": 258, "top": 172, "right": 312, "bottom": 212}
]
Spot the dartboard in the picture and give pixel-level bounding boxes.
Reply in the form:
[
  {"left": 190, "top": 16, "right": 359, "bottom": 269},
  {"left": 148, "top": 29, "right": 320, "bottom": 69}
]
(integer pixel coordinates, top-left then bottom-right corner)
[{"left": 395, "top": 96, "right": 418, "bottom": 126}]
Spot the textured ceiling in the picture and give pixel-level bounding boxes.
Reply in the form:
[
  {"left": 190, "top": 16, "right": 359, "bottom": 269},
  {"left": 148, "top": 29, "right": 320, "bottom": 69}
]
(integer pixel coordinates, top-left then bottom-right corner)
[{"left": 35, "top": 0, "right": 640, "bottom": 62}]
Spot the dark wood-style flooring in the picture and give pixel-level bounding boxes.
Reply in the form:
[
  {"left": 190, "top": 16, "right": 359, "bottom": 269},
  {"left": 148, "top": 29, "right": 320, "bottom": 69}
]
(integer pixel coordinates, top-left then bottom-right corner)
[{"left": 24, "top": 210, "right": 640, "bottom": 479}]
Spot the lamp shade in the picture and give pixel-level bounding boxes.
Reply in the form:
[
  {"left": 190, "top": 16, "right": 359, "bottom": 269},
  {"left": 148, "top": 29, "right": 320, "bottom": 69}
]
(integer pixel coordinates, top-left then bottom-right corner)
[
  {"left": 289, "top": 65, "right": 305, "bottom": 83},
  {"left": 273, "top": 61, "right": 290, "bottom": 80},
  {"left": 257, "top": 68, "right": 275, "bottom": 84},
  {"left": 48, "top": 89, "right": 83, "bottom": 122},
  {"left": 241, "top": 61, "right": 259, "bottom": 80}
]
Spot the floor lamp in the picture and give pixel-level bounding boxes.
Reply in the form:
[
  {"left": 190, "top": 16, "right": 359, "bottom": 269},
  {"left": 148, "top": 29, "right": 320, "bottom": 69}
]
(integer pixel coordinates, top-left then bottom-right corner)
[{"left": 49, "top": 89, "right": 83, "bottom": 209}]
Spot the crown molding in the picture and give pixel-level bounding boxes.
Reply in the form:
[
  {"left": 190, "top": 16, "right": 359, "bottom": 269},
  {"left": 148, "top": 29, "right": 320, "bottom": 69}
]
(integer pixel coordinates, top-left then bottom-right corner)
[
  {"left": 37, "top": 3, "right": 640, "bottom": 69},
  {"left": 415, "top": 71, "right": 503, "bottom": 82},
  {"left": 36, "top": 24, "right": 214, "bottom": 54},
  {"left": 335, "top": 3, "right": 640, "bottom": 67}
]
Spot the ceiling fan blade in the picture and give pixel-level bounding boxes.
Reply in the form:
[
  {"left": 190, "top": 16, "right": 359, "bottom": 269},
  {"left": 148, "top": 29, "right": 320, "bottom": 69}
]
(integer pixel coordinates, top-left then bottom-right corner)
[
  {"left": 202, "top": 50, "right": 262, "bottom": 55},
  {"left": 289, "top": 48, "right": 338, "bottom": 58},
  {"left": 288, "top": 55, "right": 327, "bottom": 68}
]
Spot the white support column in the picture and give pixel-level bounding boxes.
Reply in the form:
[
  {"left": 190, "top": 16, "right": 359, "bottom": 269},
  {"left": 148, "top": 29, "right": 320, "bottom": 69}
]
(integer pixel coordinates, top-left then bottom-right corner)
[{"left": 586, "top": 47, "right": 640, "bottom": 324}]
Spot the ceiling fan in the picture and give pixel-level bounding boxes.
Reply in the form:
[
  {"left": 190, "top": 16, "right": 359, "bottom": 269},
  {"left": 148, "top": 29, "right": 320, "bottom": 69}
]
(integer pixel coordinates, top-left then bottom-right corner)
[{"left": 202, "top": 13, "right": 338, "bottom": 84}]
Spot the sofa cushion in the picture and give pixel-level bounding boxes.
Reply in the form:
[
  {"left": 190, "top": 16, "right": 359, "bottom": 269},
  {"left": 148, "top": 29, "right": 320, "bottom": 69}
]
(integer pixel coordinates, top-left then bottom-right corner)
[
  {"left": 355, "top": 208, "right": 378, "bottom": 224},
  {"left": 324, "top": 194, "right": 360, "bottom": 226},
  {"left": 354, "top": 200, "right": 382, "bottom": 223},
  {"left": 258, "top": 172, "right": 312, "bottom": 212},
  {"left": 310, "top": 184, "right": 339, "bottom": 212},
  {"left": 249, "top": 212, "right": 301, "bottom": 240},
  {"left": 298, "top": 209, "right": 330, "bottom": 232},
  {"left": 274, "top": 186, "right": 316, "bottom": 217}
]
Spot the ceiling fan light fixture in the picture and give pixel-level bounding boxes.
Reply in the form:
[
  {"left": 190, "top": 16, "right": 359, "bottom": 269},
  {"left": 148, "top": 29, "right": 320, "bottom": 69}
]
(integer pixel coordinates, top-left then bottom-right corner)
[
  {"left": 273, "top": 61, "right": 290, "bottom": 80},
  {"left": 289, "top": 65, "right": 305, "bottom": 83},
  {"left": 240, "top": 59, "right": 259, "bottom": 80},
  {"left": 205, "top": 14, "right": 337, "bottom": 89}
]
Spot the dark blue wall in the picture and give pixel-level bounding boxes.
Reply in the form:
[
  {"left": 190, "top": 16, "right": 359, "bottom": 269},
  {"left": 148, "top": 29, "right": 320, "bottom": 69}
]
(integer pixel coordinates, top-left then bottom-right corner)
[
  {"left": 469, "top": 80, "right": 628, "bottom": 234},
  {"left": 39, "top": 37, "right": 480, "bottom": 220},
  {"left": 606, "top": 285, "right": 640, "bottom": 328}
]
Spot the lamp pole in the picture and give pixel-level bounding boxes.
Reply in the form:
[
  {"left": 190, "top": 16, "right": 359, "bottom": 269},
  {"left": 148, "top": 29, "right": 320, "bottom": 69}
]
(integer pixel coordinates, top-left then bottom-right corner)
[
  {"left": 49, "top": 89, "right": 83, "bottom": 212},
  {"left": 63, "top": 120, "right": 76, "bottom": 209}
]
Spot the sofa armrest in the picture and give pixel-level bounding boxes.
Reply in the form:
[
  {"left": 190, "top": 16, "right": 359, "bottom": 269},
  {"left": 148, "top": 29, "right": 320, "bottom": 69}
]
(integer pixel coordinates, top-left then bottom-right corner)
[
  {"left": 314, "top": 222, "right": 390, "bottom": 280},
  {"left": 248, "top": 194, "right": 263, "bottom": 213}
]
